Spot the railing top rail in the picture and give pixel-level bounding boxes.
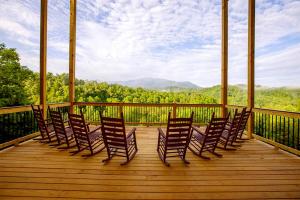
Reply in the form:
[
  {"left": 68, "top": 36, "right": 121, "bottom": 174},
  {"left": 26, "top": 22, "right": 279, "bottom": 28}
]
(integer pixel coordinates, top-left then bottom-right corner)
[
  {"left": 226, "top": 104, "right": 300, "bottom": 119},
  {"left": 226, "top": 105, "right": 246, "bottom": 109},
  {"left": 74, "top": 102, "right": 222, "bottom": 107},
  {"left": 0, "top": 102, "right": 70, "bottom": 115},
  {"left": 253, "top": 108, "right": 300, "bottom": 119}
]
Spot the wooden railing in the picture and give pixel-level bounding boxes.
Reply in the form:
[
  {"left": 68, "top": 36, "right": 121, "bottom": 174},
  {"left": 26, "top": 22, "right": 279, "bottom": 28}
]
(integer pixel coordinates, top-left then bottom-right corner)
[
  {"left": 74, "top": 102, "right": 222, "bottom": 125},
  {"left": 227, "top": 105, "right": 300, "bottom": 155},
  {"left": 0, "top": 103, "right": 70, "bottom": 148},
  {"left": 1, "top": 102, "right": 299, "bottom": 155}
]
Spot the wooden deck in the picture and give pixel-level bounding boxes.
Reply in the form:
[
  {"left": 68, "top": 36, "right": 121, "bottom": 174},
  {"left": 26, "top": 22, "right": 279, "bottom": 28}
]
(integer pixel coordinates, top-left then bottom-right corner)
[{"left": 0, "top": 127, "right": 299, "bottom": 199}]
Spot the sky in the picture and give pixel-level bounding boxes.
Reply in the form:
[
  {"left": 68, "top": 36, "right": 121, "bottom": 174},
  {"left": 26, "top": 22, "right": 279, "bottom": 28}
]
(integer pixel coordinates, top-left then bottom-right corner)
[{"left": 0, "top": 0, "right": 299, "bottom": 87}]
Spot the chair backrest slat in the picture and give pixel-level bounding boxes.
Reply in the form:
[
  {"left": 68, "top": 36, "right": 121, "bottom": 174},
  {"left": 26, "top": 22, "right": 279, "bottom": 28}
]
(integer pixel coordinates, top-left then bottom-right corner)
[
  {"left": 49, "top": 108, "right": 66, "bottom": 139},
  {"left": 100, "top": 112, "right": 126, "bottom": 147},
  {"left": 68, "top": 111, "right": 89, "bottom": 143},
  {"left": 237, "top": 108, "right": 252, "bottom": 137},
  {"left": 204, "top": 113, "right": 229, "bottom": 143},
  {"left": 31, "top": 105, "right": 49, "bottom": 139},
  {"left": 166, "top": 112, "right": 194, "bottom": 149}
]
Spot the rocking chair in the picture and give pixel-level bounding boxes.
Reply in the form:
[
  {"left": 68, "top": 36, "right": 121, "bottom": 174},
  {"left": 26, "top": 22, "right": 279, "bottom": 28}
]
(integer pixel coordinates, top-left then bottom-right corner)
[
  {"left": 218, "top": 108, "right": 245, "bottom": 149},
  {"left": 157, "top": 112, "right": 194, "bottom": 166},
  {"left": 68, "top": 110, "right": 105, "bottom": 156},
  {"left": 48, "top": 106, "right": 75, "bottom": 148},
  {"left": 189, "top": 113, "right": 229, "bottom": 159},
  {"left": 234, "top": 108, "right": 252, "bottom": 142},
  {"left": 100, "top": 112, "right": 138, "bottom": 165},
  {"left": 31, "top": 105, "right": 56, "bottom": 143}
]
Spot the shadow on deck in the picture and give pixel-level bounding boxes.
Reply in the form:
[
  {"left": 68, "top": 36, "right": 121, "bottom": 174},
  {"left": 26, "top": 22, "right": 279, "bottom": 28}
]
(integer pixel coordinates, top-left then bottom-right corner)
[{"left": 0, "top": 127, "right": 299, "bottom": 199}]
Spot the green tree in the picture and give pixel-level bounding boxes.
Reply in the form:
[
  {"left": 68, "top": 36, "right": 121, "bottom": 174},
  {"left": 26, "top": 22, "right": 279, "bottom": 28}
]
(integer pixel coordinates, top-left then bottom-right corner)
[{"left": 0, "top": 43, "right": 33, "bottom": 106}]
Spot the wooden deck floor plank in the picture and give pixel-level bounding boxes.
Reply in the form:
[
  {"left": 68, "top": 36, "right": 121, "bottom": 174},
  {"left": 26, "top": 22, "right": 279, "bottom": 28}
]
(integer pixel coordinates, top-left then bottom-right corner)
[
  {"left": 1, "top": 189, "right": 300, "bottom": 199},
  {"left": 1, "top": 163, "right": 299, "bottom": 171},
  {"left": 1, "top": 171, "right": 300, "bottom": 181},
  {"left": 2, "top": 167, "right": 300, "bottom": 176},
  {"left": 1, "top": 177, "right": 300, "bottom": 186},
  {"left": 0, "top": 127, "right": 299, "bottom": 199},
  {"left": 0, "top": 182, "right": 299, "bottom": 193}
]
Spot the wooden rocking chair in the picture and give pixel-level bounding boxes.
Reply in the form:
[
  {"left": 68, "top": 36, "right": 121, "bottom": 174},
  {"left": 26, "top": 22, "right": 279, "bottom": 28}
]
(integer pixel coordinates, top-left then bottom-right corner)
[
  {"left": 218, "top": 108, "right": 245, "bottom": 149},
  {"left": 100, "top": 112, "right": 138, "bottom": 165},
  {"left": 189, "top": 113, "right": 229, "bottom": 159},
  {"left": 234, "top": 108, "right": 252, "bottom": 142},
  {"left": 48, "top": 106, "right": 75, "bottom": 148},
  {"left": 157, "top": 112, "right": 194, "bottom": 166},
  {"left": 68, "top": 110, "right": 105, "bottom": 156},
  {"left": 31, "top": 105, "right": 56, "bottom": 143}
]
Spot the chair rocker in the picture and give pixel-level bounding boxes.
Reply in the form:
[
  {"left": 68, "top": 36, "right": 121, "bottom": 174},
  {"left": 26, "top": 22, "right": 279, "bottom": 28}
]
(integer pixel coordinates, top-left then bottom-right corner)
[
  {"left": 189, "top": 113, "right": 229, "bottom": 159},
  {"left": 157, "top": 112, "right": 194, "bottom": 166},
  {"left": 100, "top": 112, "right": 138, "bottom": 165},
  {"left": 68, "top": 110, "right": 105, "bottom": 157},
  {"left": 218, "top": 108, "right": 245, "bottom": 150},
  {"left": 48, "top": 106, "right": 75, "bottom": 148},
  {"left": 31, "top": 105, "right": 56, "bottom": 143}
]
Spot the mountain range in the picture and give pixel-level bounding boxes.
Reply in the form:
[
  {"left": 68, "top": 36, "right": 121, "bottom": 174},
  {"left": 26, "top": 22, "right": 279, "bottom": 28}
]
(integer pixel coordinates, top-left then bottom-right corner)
[{"left": 113, "top": 78, "right": 200, "bottom": 90}]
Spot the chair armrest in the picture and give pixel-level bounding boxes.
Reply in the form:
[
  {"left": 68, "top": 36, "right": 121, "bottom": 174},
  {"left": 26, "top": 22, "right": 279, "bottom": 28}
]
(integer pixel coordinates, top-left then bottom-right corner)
[
  {"left": 126, "top": 127, "right": 136, "bottom": 139},
  {"left": 85, "top": 123, "right": 91, "bottom": 132},
  {"left": 158, "top": 127, "right": 166, "bottom": 138},
  {"left": 89, "top": 125, "right": 101, "bottom": 134},
  {"left": 192, "top": 125, "right": 205, "bottom": 135}
]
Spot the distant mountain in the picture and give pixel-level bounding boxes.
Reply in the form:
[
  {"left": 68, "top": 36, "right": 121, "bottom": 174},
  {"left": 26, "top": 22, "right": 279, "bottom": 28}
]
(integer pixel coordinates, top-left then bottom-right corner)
[{"left": 114, "top": 78, "right": 200, "bottom": 90}]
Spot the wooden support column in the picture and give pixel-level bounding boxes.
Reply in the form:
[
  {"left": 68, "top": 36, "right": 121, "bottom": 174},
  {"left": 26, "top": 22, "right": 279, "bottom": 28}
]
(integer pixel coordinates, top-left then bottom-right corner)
[
  {"left": 247, "top": 0, "right": 255, "bottom": 139},
  {"left": 40, "top": 0, "right": 48, "bottom": 119},
  {"left": 221, "top": 0, "right": 228, "bottom": 117},
  {"left": 173, "top": 103, "right": 177, "bottom": 118},
  {"left": 69, "top": 0, "right": 76, "bottom": 114}
]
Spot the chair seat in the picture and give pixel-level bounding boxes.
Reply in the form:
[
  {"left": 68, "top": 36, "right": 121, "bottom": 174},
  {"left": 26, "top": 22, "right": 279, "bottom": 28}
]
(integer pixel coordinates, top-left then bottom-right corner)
[
  {"left": 88, "top": 130, "right": 102, "bottom": 143},
  {"left": 65, "top": 127, "right": 73, "bottom": 137},
  {"left": 192, "top": 131, "right": 205, "bottom": 144},
  {"left": 221, "top": 130, "right": 229, "bottom": 138}
]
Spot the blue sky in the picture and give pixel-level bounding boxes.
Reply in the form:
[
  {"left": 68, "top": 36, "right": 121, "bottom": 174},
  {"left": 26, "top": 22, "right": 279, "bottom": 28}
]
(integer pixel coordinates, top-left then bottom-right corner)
[{"left": 0, "top": 0, "right": 299, "bottom": 87}]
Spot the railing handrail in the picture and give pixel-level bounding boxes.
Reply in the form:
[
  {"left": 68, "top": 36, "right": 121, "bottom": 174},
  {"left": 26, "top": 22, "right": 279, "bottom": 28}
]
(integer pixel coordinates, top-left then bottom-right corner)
[
  {"left": 0, "top": 102, "right": 70, "bottom": 115},
  {"left": 226, "top": 104, "right": 300, "bottom": 119},
  {"left": 252, "top": 108, "right": 300, "bottom": 119},
  {"left": 74, "top": 102, "right": 222, "bottom": 107},
  {"left": 1, "top": 102, "right": 299, "bottom": 118}
]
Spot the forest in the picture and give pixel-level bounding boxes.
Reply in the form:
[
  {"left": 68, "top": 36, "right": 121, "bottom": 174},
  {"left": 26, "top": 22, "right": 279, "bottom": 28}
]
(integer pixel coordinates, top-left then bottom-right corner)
[{"left": 1, "top": 43, "right": 300, "bottom": 112}]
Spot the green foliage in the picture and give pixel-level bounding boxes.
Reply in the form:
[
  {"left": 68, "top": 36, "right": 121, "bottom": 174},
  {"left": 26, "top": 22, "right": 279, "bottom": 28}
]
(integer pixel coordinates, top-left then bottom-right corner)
[{"left": 0, "top": 43, "right": 33, "bottom": 106}]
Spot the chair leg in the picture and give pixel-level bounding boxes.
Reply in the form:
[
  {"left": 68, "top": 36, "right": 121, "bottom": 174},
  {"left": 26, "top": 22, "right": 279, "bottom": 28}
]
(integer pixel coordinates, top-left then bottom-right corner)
[
  {"left": 70, "top": 144, "right": 85, "bottom": 155},
  {"left": 199, "top": 154, "right": 211, "bottom": 160},
  {"left": 183, "top": 158, "right": 190, "bottom": 164},
  {"left": 164, "top": 160, "right": 170, "bottom": 167},
  {"left": 102, "top": 157, "right": 112, "bottom": 163},
  {"left": 211, "top": 151, "right": 223, "bottom": 158}
]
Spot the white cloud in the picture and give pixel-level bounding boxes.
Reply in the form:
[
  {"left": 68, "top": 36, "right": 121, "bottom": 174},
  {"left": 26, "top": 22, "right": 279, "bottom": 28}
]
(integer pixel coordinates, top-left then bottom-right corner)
[
  {"left": 228, "top": 0, "right": 300, "bottom": 86},
  {"left": 0, "top": 0, "right": 299, "bottom": 87},
  {"left": 75, "top": 0, "right": 222, "bottom": 86}
]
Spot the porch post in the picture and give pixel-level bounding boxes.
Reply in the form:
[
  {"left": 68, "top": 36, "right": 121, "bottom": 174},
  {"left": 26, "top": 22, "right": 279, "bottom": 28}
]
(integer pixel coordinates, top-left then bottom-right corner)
[
  {"left": 40, "top": 0, "right": 48, "bottom": 119},
  {"left": 221, "top": 0, "right": 228, "bottom": 117},
  {"left": 69, "top": 0, "right": 76, "bottom": 113},
  {"left": 247, "top": 0, "right": 255, "bottom": 138}
]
